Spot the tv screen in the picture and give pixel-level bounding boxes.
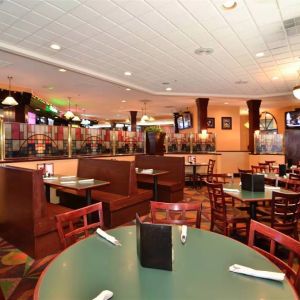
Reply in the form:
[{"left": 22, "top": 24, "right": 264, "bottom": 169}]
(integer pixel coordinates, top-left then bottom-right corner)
[
  {"left": 177, "top": 116, "right": 184, "bottom": 129},
  {"left": 183, "top": 112, "right": 193, "bottom": 129},
  {"left": 285, "top": 111, "right": 300, "bottom": 129}
]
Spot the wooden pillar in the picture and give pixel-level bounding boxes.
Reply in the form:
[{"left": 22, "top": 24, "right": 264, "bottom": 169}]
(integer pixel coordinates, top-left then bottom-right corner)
[
  {"left": 130, "top": 111, "right": 137, "bottom": 132},
  {"left": 173, "top": 112, "right": 180, "bottom": 133},
  {"left": 195, "top": 98, "right": 209, "bottom": 133},
  {"left": 67, "top": 124, "right": 72, "bottom": 158},
  {"left": 0, "top": 116, "right": 5, "bottom": 160},
  {"left": 247, "top": 99, "right": 261, "bottom": 153}
]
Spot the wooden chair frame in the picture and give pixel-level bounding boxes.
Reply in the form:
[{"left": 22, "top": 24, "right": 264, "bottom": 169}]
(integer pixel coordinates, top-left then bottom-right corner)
[
  {"left": 150, "top": 201, "right": 202, "bottom": 228},
  {"left": 56, "top": 202, "right": 104, "bottom": 249},
  {"left": 248, "top": 220, "right": 300, "bottom": 294}
]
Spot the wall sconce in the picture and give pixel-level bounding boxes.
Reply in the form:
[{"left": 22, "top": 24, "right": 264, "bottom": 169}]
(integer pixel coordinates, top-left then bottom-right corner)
[
  {"left": 244, "top": 122, "right": 249, "bottom": 129},
  {"left": 200, "top": 129, "right": 208, "bottom": 140},
  {"left": 254, "top": 130, "right": 260, "bottom": 136}
]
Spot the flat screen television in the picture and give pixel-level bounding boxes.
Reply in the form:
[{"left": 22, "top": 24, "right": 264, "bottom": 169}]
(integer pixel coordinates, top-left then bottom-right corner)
[
  {"left": 177, "top": 116, "right": 184, "bottom": 129},
  {"left": 182, "top": 112, "right": 193, "bottom": 129},
  {"left": 285, "top": 110, "right": 300, "bottom": 129}
]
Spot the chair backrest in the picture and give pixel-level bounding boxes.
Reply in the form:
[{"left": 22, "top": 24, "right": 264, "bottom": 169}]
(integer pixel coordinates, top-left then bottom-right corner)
[
  {"left": 150, "top": 201, "right": 201, "bottom": 228},
  {"left": 289, "top": 173, "right": 300, "bottom": 180},
  {"left": 248, "top": 220, "right": 300, "bottom": 294},
  {"left": 206, "top": 159, "right": 216, "bottom": 182},
  {"left": 259, "top": 162, "right": 270, "bottom": 172},
  {"left": 270, "top": 191, "right": 300, "bottom": 239},
  {"left": 251, "top": 165, "right": 267, "bottom": 173},
  {"left": 205, "top": 181, "right": 227, "bottom": 219},
  {"left": 211, "top": 173, "right": 233, "bottom": 184},
  {"left": 238, "top": 168, "right": 253, "bottom": 175},
  {"left": 56, "top": 202, "right": 104, "bottom": 249}
]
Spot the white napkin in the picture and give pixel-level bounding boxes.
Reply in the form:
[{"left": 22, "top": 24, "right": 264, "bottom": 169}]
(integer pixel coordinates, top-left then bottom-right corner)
[
  {"left": 92, "top": 290, "right": 113, "bottom": 300},
  {"left": 78, "top": 179, "right": 94, "bottom": 184},
  {"left": 60, "top": 175, "right": 76, "bottom": 179},
  {"left": 229, "top": 264, "right": 285, "bottom": 281},
  {"left": 140, "top": 168, "right": 154, "bottom": 174},
  {"left": 96, "top": 228, "right": 122, "bottom": 246},
  {"left": 44, "top": 176, "right": 58, "bottom": 180},
  {"left": 265, "top": 185, "right": 281, "bottom": 190},
  {"left": 223, "top": 188, "right": 240, "bottom": 193},
  {"left": 181, "top": 225, "right": 187, "bottom": 244},
  {"left": 60, "top": 180, "right": 77, "bottom": 184}
]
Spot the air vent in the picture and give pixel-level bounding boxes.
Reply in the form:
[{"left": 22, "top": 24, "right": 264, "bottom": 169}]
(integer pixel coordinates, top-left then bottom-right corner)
[
  {"left": 235, "top": 80, "right": 248, "bottom": 84},
  {"left": 194, "top": 47, "right": 214, "bottom": 55},
  {"left": 283, "top": 17, "right": 300, "bottom": 36}
]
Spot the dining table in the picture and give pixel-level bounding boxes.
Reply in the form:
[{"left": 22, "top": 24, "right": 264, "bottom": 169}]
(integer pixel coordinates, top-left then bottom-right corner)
[
  {"left": 34, "top": 226, "right": 297, "bottom": 300},
  {"left": 223, "top": 183, "right": 297, "bottom": 219},
  {"left": 185, "top": 162, "right": 208, "bottom": 188},
  {"left": 43, "top": 175, "right": 110, "bottom": 206},
  {"left": 135, "top": 168, "right": 169, "bottom": 201}
]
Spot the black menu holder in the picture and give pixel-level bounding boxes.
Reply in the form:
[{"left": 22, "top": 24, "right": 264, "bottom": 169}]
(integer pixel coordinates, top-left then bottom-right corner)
[
  {"left": 279, "top": 164, "right": 286, "bottom": 177},
  {"left": 241, "top": 173, "right": 264, "bottom": 192},
  {"left": 136, "top": 214, "right": 172, "bottom": 271}
]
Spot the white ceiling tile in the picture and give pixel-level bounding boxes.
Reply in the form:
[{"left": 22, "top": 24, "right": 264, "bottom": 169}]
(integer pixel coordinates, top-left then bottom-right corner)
[
  {"left": 112, "top": 0, "right": 152, "bottom": 17},
  {"left": 48, "top": 0, "right": 81, "bottom": 12},
  {"left": 83, "top": 0, "right": 118, "bottom": 15},
  {"left": 56, "top": 13, "right": 86, "bottom": 28},
  {"left": 0, "top": 32, "right": 22, "bottom": 44},
  {"left": 12, "top": 20, "right": 40, "bottom": 33},
  {"left": 0, "top": 1, "right": 30, "bottom": 18},
  {"left": 21, "top": 11, "right": 52, "bottom": 27},
  {"left": 32, "top": 2, "right": 65, "bottom": 20},
  {"left": 105, "top": 7, "right": 133, "bottom": 24},
  {"left": 70, "top": 4, "right": 100, "bottom": 22}
]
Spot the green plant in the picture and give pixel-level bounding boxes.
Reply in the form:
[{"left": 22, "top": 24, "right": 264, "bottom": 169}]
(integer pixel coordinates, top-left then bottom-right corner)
[{"left": 144, "top": 126, "right": 164, "bottom": 133}]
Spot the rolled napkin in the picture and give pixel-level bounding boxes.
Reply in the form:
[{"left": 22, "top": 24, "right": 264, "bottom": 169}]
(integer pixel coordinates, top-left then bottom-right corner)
[
  {"left": 78, "top": 179, "right": 94, "bottom": 184},
  {"left": 60, "top": 180, "right": 77, "bottom": 184},
  {"left": 181, "top": 225, "right": 187, "bottom": 244},
  {"left": 229, "top": 264, "right": 285, "bottom": 281},
  {"left": 60, "top": 175, "right": 76, "bottom": 179},
  {"left": 96, "top": 228, "right": 122, "bottom": 246},
  {"left": 223, "top": 188, "right": 240, "bottom": 193},
  {"left": 92, "top": 290, "right": 113, "bottom": 300},
  {"left": 140, "top": 168, "right": 154, "bottom": 174},
  {"left": 265, "top": 185, "right": 281, "bottom": 190}
]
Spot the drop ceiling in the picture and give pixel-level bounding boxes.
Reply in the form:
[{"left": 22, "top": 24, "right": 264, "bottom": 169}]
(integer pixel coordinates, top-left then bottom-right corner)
[{"left": 0, "top": 0, "right": 300, "bottom": 119}]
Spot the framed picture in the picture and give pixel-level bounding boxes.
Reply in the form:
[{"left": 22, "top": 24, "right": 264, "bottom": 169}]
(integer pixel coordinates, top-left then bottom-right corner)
[
  {"left": 222, "top": 117, "right": 232, "bottom": 130},
  {"left": 206, "top": 117, "right": 215, "bottom": 128}
]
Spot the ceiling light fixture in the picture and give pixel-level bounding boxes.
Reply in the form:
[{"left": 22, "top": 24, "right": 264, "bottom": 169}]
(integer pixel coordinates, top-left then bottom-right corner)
[
  {"left": 124, "top": 71, "right": 132, "bottom": 76},
  {"left": 272, "top": 76, "right": 279, "bottom": 80},
  {"left": 125, "top": 88, "right": 131, "bottom": 91},
  {"left": 72, "top": 104, "right": 81, "bottom": 121},
  {"left": 140, "top": 100, "right": 154, "bottom": 123},
  {"left": 293, "top": 70, "right": 300, "bottom": 100},
  {"left": 224, "top": 102, "right": 229, "bottom": 105},
  {"left": 255, "top": 52, "right": 265, "bottom": 58},
  {"left": 166, "top": 87, "right": 172, "bottom": 91},
  {"left": 194, "top": 47, "right": 214, "bottom": 55},
  {"left": 121, "top": 100, "right": 127, "bottom": 103},
  {"left": 222, "top": 1, "right": 237, "bottom": 9},
  {"left": 50, "top": 43, "right": 61, "bottom": 50},
  {"left": 1, "top": 76, "right": 18, "bottom": 106},
  {"left": 59, "top": 68, "right": 66, "bottom": 72},
  {"left": 64, "top": 97, "right": 74, "bottom": 120}
]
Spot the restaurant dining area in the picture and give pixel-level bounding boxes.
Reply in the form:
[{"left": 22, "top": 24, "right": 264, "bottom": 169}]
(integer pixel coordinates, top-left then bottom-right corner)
[{"left": 1, "top": 0, "right": 300, "bottom": 299}]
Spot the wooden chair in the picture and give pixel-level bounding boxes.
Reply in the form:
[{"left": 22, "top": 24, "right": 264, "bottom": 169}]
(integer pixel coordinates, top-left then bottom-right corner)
[
  {"left": 56, "top": 202, "right": 104, "bottom": 249},
  {"left": 211, "top": 173, "right": 234, "bottom": 184},
  {"left": 248, "top": 220, "right": 300, "bottom": 294},
  {"left": 197, "top": 159, "right": 215, "bottom": 184},
  {"left": 289, "top": 173, "right": 300, "bottom": 180},
  {"left": 251, "top": 165, "right": 268, "bottom": 173},
  {"left": 259, "top": 162, "right": 270, "bottom": 172},
  {"left": 205, "top": 181, "right": 249, "bottom": 237},
  {"left": 238, "top": 168, "right": 253, "bottom": 175},
  {"left": 150, "top": 201, "right": 202, "bottom": 228}
]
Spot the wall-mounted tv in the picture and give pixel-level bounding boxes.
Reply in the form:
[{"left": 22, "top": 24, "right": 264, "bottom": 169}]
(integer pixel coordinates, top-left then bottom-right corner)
[
  {"left": 285, "top": 110, "right": 300, "bottom": 129},
  {"left": 177, "top": 112, "right": 193, "bottom": 130}
]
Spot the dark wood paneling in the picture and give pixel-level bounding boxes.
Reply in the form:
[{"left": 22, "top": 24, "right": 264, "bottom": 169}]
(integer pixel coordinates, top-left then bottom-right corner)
[
  {"left": 195, "top": 98, "right": 209, "bottom": 133},
  {"left": 285, "top": 130, "right": 300, "bottom": 164}
]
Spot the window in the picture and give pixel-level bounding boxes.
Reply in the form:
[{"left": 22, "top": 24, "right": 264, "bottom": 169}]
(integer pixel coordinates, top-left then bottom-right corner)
[{"left": 259, "top": 112, "right": 278, "bottom": 133}]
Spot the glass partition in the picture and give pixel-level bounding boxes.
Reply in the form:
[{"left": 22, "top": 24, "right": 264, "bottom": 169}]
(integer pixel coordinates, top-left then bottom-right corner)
[{"left": 254, "top": 133, "right": 283, "bottom": 154}]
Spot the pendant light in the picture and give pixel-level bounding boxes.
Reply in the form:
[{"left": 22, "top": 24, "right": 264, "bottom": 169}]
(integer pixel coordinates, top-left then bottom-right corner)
[
  {"left": 64, "top": 97, "right": 74, "bottom": 119},
  {"left": 2, "top": 76, "right": 18, "bottom": 106},
  {"left": 293, "top": 70, "right": 300, "bottom": 100},
  {"left": 72, "top": 104, "right": 81, "bottom": 121}
]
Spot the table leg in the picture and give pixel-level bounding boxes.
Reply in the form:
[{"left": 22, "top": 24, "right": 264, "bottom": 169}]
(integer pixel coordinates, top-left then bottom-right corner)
[
  {"left": 249, "top": 202, "right": 257, "bottom": 220},
  {"left": 45, "top": 184, "right": 50, "bottom": 202},
  {"left": 153, "top": 177, "right": 158, "bottom": 201},
  {"left": 193, "top": 165, "right": 196, "bottom": 188},
  {"left": 86, "top": 189, "right": 92, "bottom": 223}
]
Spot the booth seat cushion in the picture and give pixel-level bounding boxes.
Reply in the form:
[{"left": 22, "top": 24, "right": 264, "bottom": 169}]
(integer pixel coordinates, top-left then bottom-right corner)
[
  {"left": 137, "top": 177, "right": 183, "bottom": 192},
  {"left": 91, "top": 188, "right": 152, "bottom": 211},
  {"left": 34, "top": 203, "right": 73, "bottom": 236}
]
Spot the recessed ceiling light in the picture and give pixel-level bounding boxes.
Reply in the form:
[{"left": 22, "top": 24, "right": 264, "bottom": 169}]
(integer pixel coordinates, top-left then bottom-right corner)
[
  {"left": 162, "top": 82, "right": 170, "bottom": 85},
  {"left": 125, "top": 88, "right": 131, "bottom": 91},
  {"left": 166, "top": 87, "right": 172, "bottom": 91},
  {"left": 124, "top": 71, "right": 132, "bottom": 76},
  {"left": 50, "top": 43, "right": 61, "bottom": 50},
  {"left": 121, "top": 100, "right": 126, "bottom": 103},
  {"left": 272, "top": 76, "right": 279, "bottom": 80},
  {"left": 59, "top": 68, "right": 66, "bottom": 72},
  {"left": 224, "top": 102, "right": 229, "bottom": 105},
  {"left": 255, "top": 52, "right": 265, "bottom": 58},
  {"left": 48, "top": 86, "right": 54, "bottom": 90},
  {"left": 35, "top": 108, "right": 40, "bottom": 111},
  {"left": 222, "top": 1, "right": 237, "bottom": 9}
]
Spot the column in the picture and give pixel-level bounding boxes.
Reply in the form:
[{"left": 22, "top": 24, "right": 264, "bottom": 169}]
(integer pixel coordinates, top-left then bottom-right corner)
[
  {"left": 0, "top": 116, "right": 5, "bottom": 161},
  {"left": 173, "top": 112, "right": 180, "bottom": 133},
  {"left": 67, "top": 124, "right": 72, "bottom": 158},
  {"left": 247, "top": 99, "right": 261, "bottom": 153},
  {"left": 195, "top": 98, "right": 209, "bottom": 133},
  {"left": 130, "top": 111, "right": 137, "bottom": 132}
]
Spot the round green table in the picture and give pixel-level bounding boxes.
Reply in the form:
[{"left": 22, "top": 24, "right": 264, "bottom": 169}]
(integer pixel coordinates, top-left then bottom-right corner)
[{"left": 34, "top": 226, "right": 297, "bottom": 300}]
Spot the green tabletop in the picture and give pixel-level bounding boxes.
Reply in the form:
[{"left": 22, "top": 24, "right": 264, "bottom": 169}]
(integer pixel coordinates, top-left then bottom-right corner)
[{"left": 35, "top": 226, "right": 297, "bottom": 300}]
